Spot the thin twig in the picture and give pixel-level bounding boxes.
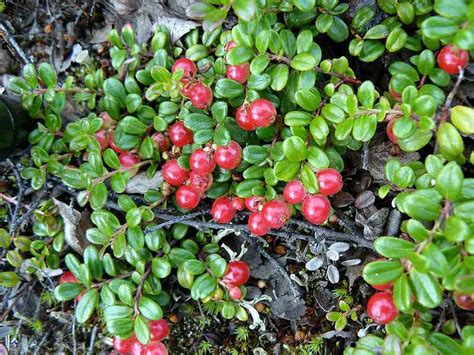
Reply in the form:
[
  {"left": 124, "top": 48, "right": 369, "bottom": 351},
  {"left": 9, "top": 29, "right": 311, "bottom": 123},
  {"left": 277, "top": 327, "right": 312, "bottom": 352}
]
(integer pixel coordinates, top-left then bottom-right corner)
[
  {"left": 87, "top": 324, "right": 99, "bottom": 355},
  {"left": 0, "top": 23, "right": 31, "bottom": 64},
  {"left": 448, "top": 298, "right": 462, "bottom": 337},
  {"left": 145, "top": 210, "right": 209, "bottom": 235},
  {"left": 7, "top": 160, "right": 25, "bottom": 236},
  {"left": 242, "top": 231, "right": 303, "bottom": 300},
  {"left": 32, "top": 331, "right": 51, "bottom": 355},
  {"left": 134, "top": 265, "right": 152, "bottom": 315},
  {"left": 71, "top": 308, "right": 77, "bottom": 355}
]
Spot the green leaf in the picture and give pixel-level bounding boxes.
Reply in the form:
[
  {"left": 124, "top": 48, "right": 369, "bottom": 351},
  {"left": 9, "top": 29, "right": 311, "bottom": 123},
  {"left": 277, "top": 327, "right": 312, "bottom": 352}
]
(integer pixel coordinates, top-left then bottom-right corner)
[
  {"left": 191, "top": 274, "right": 217, "bottom": 300},
  {"left": 421, "top": 16, "right": 459, "bottom": 40},
  {"left": 207, "top": 254, "right": 227, "bottom": 278},
  {"left": 226, "top": 47, "right": 254, "bottom": 65},
  {"left": 152, "top": 257, "right": 172, "bottom": 278},
  {"left": 352, "top": 114, "right": 377, "bottom": 142},
  {"left": 233, "top": 0, "right": 257, "bottom": 21},
  {"left": 455, "top": 275, "right": 474, "bottom": 294},
  {"left": 76, "top": 289, "right": 98, "bottom": 323},
  {"left": 362, "top": 260, "right": 404, "bottom": 285},
  {"left": 430, "top": 332, "right": 463, "bottom": 355},
  {"left": 184, "top": 113, "right": 214, "bottom": 131},
  {"left": 393, "top": 274, "right": 413, "bottom": 313},
  {"left": 138, "top": 297, "right": 163, "bottom": 320},
  {"left": 327, "top": 17, "right": 349, "bottom": 43},
  {"left": 119, "top": 116, "right": 148, "bottom": 136},
  {"left": 269, "top": 64, "right": 289, "bottom": 91},
  {"left": 409, "top": 269, "right": 442, "bottom": 308},
  {"left": 283, "top": 136, "right": 307, "bottom": 162},
  {"left": 295, "top": 89, "right": 321, "bottom": 111},
  {"left": 444, "top": 216, "right": 469, "bottom": 242},
  {"left": 433, "top": 0, "right": 467, "bottom": 20},
  {"left": 103, "top": 78, "right": 127, "bottom": 107},
  {"left": 423, "top": 243, "right": 448, "bottom": 278},
  {"left": 300, "top": 163, "right": 319, "bottom": 193},
  {"left": 84, "top": 246, "right": 103, "bottom": 280},
  {"left": 274, "top": 159, "right": 300, "bottom": 182},
  {"left": 182, "top": 260, "right": 206, "bottom": 275},
  {"left": 293, "top": 0, "right": 316, "bottom": 12},
  {"left": 215, "top": 79, "right": 244, "bottom": 98},
  {"left": 386, "top": 27, "right": 407, "bottom": 52},
  {"left": 393, "top": 166, "right": 415, "bottom": 188},
  {"left": 291, "top": 53, "right": 317, "bottom": 71},
  {"left": 243, "top": 145, "right": 268, "bottom": 164},
  {"left": 90, "top": 183, "right": 108, "bottom": 210},
  {"left": 38, "top": 62, "right": 57, "bottom": 88},
  {"left": 134, "top": 315, "right": 151, "bottom": 345},
  {"left": 54, "top": 283, "right": 84, "bottom": 301},
  {"left": 436, "top": 161, "right": 463, "bottom": 201},
  {"left": 401, "top": 189, "right": 442, "bottom": 221},
  {"left": 284, "top": 110, "right": 314, "bottom": 126},
  {"left": 374, "top": 237, "right": 416, "bottom": 258}
]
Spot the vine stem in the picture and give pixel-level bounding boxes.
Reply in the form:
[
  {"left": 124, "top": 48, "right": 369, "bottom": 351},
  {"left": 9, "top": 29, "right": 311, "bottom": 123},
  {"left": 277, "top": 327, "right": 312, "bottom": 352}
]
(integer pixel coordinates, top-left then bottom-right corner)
[
  {"left": 134, "top": 265, "right": 152, "bottom": 315},
  {"left": 92, "top": 160, "right": 152, "bottom": 185},
  {"left": 267, "top": 53, "right": 362, "bottom": 85}
]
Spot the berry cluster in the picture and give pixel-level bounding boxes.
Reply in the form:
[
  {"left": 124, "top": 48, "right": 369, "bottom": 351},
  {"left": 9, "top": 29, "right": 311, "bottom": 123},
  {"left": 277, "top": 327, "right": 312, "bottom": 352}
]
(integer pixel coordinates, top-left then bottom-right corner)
[
  {"left": 113, "top": 319, "right": 169, "bottom": 355},
  {"left": 220, "top": 260, "right": 250, "bottom": 301}
]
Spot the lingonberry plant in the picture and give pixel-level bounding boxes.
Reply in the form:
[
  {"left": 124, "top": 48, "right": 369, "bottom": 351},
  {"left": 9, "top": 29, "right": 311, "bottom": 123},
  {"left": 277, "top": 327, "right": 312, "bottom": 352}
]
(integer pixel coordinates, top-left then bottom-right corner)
[{"left": 2, "top": 0, "right": 474, "bottom": 353}]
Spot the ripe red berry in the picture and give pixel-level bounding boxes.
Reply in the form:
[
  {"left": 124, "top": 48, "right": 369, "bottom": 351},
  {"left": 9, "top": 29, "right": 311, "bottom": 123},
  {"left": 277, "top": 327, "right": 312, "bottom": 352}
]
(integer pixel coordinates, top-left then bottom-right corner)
[
  {"left": 181, "top": 82, "right": 193, "bottom": 97},
  {"left": 130, "top": 340, "right": 144, "bottom": 355},
  {"left": 367, "top": 292, "right": 398, "bottom": 325},
  {"left": 172, "top": 58, "right": 197, "bottom": 81},
  {"left": 175, "top": 185, "right": 200, "bottom": 210},
  {"left": 226, "top": 63, "right": 250, "bottom": 84},
  {"left": 59, "top": 271, "right": 78, "bottom": 284},
  {"left": 228, "top": 285, "right": 242, "bottom": 300},
  {"left": 302, "top": 194, "right": 331, "bottom": 225},
  {"left": 225, "top": 40, "right": 237, "bottom": 51},
  {"left": 149, "top": 319, "right": 170, "bottom": 342},
  {"left": 316, "top": 168, "right": 343, "bottom": 196},
  {"left": 262, "top": 200, "right": 291, "bottom": 229},
  {"left": 189, "top": 148, "right": 216, "bottom": 175},
  {"left": 119, "top": 152, "right": 140, "bottom": 168},
  {"left": 386, "top": 119, "right": 398, "bottom": 144},
  {"left": 152, "top": 132, "right": 171, "bottom": 152},
  {"left": 248, "top": 211, "right": 270, "bottom": 236},
  {"left": 108, "top": 131, "right": 127, "bottom": 154},
  {"left": 245, "top": 196, "right": 265, "bottom": 212},
  {"left": 189, "top": 82, "right": 213, "bottom": 110},
  {"left": 223, "top": 260, "right": 250, "bottom": 286},
  {"left": 189, "top": 172, "right": 213, "bottom": 194},
  {"left": 211, "top": 197, "right": 236, "bottom": 223},
  {"left": 283, "top": 180, "right": 306, "bottom": 204},
  {"left": 141, "top": 341, "right": 168, "bottom": 355},
  {"left": 214, "top": 141, "right": 242, "bottom": 170},
  {"left": 169, "top": 121, "right": 193, "bottom": 147},
  {"left": 235, "top": 104, "right": 256, "bottom": 131},
  {"left": 249, "top": 98, "right": 276, "bottom": 128},
  {"left": 95, "top": 129, "right": 109, "bottom": 150},
  {"left": 231, "top": 197, "right": 245, "bottom": 211},
  {"left": 372, "top": 282, "right": 394, "bottom": 291},
  {"left": 113, "top": 335, "right": 137, "bottom": 354},
  {"left": 437, "top": 45, "right": 469, "bottom": 75},
  {"left": 454, "top": 292, "right": 474, "bottom": 310},
  {"left": 162, "top": 159, "right": 189, "bottom": 186}
]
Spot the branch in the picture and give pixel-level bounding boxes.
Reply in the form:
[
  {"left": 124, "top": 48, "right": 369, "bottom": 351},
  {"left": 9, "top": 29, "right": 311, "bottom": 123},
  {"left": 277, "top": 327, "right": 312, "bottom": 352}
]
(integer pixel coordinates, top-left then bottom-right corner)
[
  {"left": 134, "top": 265, "right": 152, "bottom": 315},
  {"left": 7, "top": 159, "right": 25, "bottom": 236},
  {"left": 267, "top": 53, "right": 362, "bottom": 85}
]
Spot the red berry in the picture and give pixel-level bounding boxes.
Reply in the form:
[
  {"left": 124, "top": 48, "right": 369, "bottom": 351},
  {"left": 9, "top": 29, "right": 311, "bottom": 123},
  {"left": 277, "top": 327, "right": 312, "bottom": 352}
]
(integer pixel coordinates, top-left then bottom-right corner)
[
  {"left": 454, "top": 292, "right": 474, "bottom": 310},
  {"left": 223, "top": 260, "right": 250, "bottom": 286},
  {"left": 302, "top": 194, "right": 331, "bottom": 225},
  {"left": 367, "top": 292, "right": 398, "bottom": 325},
  {"left": 372, "top": 282, "right": 394, "bottom": 291},
  {"left": 225, "top": 40, "right": 237, "bottom": 51},
  {"left": 113, "top": 335, "right": 137, "bottom": 354},
  {"left": 386, "top": 119, "right": 398, "bottom": 144},
  {"left": 172, "top": 58, "right": 197, "bottom": 81},
  {"left": 231, "top": 197, "right": 245, "bottom": 211},
  {"left": 108, "top": 131, "right": 127, "bottom": 154},
  {"left": 245, "top": 196, "right": 265, "bottom": 212},
  {"left": 226, "top": 63, "right": 250, "bottom": 84},
  {"left": 189, "top": 172, "right": 213, "bottom": 194},
  {"left": 119, "top": 152, "right": 140, "bottom": 168},
  {"left": 235, "top": 104, "right": 256, "bottom": 131},
  {"left": 169, "top": 122, "right": 193, "bottom": 147},
  {"left": 149, "top": 319, "right": 170, "bottom": 342},
  {"left": 175, "top": 185, "right": 200, "bottom": 210},
  {"left": 316, "top": 168, "right": 343, "bottom": 196},
  {"left": 437, "top": 45, "right": 469, "bottom": 75},
  {"left": 283, "top": 180, "right": 306, "bottom": 204},
  {"left": 228, "top": 285, "right": 242, "bottom": 300},
  {"left": 249, "top": 98, "right": 276, "bottom": 128},
  {"left": 141, "top": 341, "right": 168, "bottom": 355},
  {"left": 96, "top": 129, "right": 109, "bottom": 150},
  {"left": 189, "top": 82, "right": 213, "bottom": 110},
  {"left": 59, "top": 271, "right": 78, "bottom": 284},
  {"left": 262, "top": 200, "right": 291, "bottom": 229},
  {"left": 181, "top": 82, "right": 193, "bottom": 97},
  {"left": 162, "top": 159, "right": 189, "bottom": 186},
  {"left": 211, "top": 197, "right": 236, "bottom": 224},
  {"left": 100, "top": 112, "right": 115, "bottom": 129},
  {"left": 214, "top": 141, "right": 242, "bottom": 170},
  {"left": 248, "top": 211, "right": 270, "bottom": 236},
  {"left": 130, "top": 340, "right": 144, "bottom": 355},
  {"left": 189, "top": 148, "right": 216, "bottom": 175},
  {"left": 151, "top": 132, "right": 171, "bottom": 152}
]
